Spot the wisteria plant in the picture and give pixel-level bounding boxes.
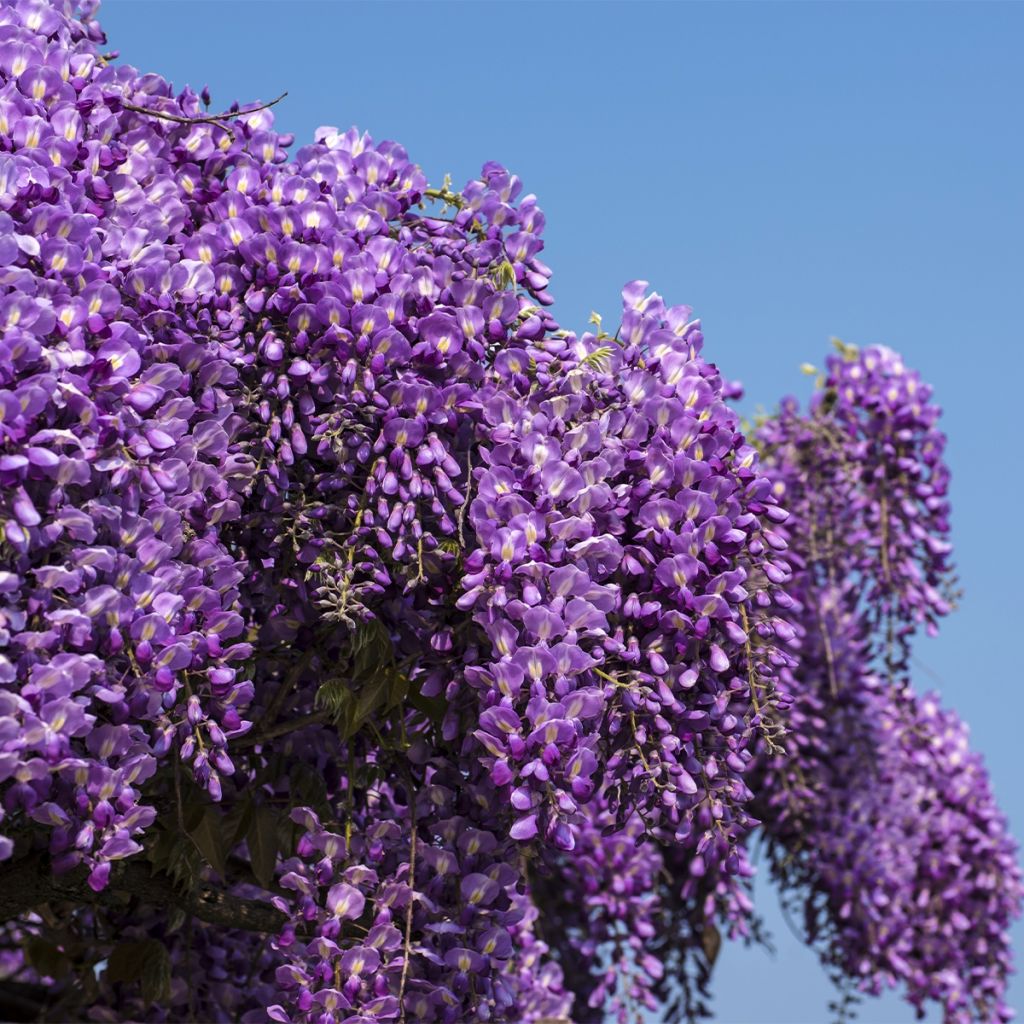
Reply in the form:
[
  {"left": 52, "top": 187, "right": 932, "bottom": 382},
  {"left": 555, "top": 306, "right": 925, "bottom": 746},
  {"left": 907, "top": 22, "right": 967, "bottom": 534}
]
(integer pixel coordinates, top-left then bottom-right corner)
[{"left": 0, "top": 2, "right": 1019, "bottom": 1023}]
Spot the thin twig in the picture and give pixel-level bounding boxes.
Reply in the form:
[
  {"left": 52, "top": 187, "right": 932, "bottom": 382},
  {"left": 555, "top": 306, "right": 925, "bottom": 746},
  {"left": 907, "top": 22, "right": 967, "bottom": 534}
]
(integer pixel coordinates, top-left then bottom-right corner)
[
  {"left": 119, "top": 91, "right": 288, "bottom": 140},
  {"left": 741, "top": 604, "right": 784, "bottom": 755},
  {"left": 173, "top": 745, "right": 186, "bottom": 835},
  {"left": 879, "top": 491, "right": 892, "bottom": 585},
  {"left": 397, "top": 781, "right": 418, "bottom": 1023},
  {"left": 186, "top": 910, "right": 196, "bottom": 1024},
  {"left": 818, "top": 614, "right": 839, "bottom": 698},
  {"left": 456, "top": 449, "right": 473, "bottom": 549}
]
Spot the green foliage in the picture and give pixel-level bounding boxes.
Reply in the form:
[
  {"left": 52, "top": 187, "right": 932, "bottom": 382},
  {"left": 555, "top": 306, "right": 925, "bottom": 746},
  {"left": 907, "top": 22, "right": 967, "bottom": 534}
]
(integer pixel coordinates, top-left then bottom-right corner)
[
  {"left": 407, "top": 685, "right": 447, "bottom": 727},
  {"left": 146, "top": 818, "right": 201, "bottom": 893},
  {"left": 184, "top": 803, "right": 228, "bottom": 878},
  {"left": 831, "top": 336, "right": 859, "bottom": 361},
  {"left": 106, "top": 939, "right": 172, "bottom": 1005},
  {"left": 224, "top": 794, "right": 254, "bottom": 851},
  {"left": 253, "top": 753, "right": 330, "bottom": 824},
  {"left": 493, "top": 259, "right": 517, "bottom": 291},
  {"left": 247, "top": 804, "right": 280, "bottom": 890},
  {"left": 580, "top": 345, "right": 614, "bottom": 372},
  {"left": 24, "top": 936, "right": 71, "bottom": 981},
  {"left": 315, "top": 618, "right": 410, "bottom": 741}
]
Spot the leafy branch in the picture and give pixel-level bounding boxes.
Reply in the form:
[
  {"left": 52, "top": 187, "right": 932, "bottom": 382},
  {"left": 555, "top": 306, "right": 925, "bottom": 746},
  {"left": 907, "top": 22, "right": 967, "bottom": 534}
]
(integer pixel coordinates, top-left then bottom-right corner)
[{"left": 0, "top": 855, "right": 286, "bottom": 935}]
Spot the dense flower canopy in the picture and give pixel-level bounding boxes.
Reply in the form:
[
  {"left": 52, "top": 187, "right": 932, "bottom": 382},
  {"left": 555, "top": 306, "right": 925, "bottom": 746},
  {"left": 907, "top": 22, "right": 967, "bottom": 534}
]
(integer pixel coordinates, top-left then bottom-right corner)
[{"left": 0, "top": 2, "right": 1019, "bottom": 1022}]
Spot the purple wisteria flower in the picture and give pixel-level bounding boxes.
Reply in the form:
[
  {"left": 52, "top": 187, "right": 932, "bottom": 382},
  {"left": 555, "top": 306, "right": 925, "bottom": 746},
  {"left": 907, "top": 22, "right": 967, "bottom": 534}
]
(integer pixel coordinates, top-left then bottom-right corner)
[{"left": 0, "top": 3, "right": 1016, "bottom": 1024}]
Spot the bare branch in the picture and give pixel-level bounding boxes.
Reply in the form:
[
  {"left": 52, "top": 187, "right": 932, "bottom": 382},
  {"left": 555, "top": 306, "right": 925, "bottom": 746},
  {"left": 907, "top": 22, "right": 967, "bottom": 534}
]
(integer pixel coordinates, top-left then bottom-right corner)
[{"left": 118, "top": 91, "right": 288, "bottom": 139}]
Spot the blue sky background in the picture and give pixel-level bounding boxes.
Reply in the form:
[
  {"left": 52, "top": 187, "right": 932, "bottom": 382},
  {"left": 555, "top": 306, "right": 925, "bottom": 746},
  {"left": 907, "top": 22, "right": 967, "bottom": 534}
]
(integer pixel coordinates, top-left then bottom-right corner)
[{"left": 98, "top": 2, "right": 1023, "bottom": 1020}]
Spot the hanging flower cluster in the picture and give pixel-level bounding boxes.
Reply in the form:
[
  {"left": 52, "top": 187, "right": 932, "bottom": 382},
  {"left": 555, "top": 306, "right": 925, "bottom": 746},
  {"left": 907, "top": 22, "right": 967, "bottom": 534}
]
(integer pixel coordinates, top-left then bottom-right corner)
[
  {"left": 754, "top": 346, "right": 1021, "bottom": 1023},
  {"left": 0, "top": 3, "right": 1017, "bottom": 1023}
]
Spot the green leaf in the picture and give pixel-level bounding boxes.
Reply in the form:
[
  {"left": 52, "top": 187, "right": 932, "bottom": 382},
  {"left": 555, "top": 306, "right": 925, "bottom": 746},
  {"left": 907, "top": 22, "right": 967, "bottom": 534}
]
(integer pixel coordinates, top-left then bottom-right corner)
[
  {"left": 145, "top": 821, "right": 198, "bottom": 893},
  {"left": 166, "top": 906, "right": 187, "bottom": 933},
  {"left": 290, "top": 762, "right": 329, "bottom": 811},
  {"left": 352, "top": 618, "right": 393, "bottom": 673},
  {"left": 493, "top": 259, "right": 516, "bottom": 291},
  {"left": 345, "top": 669, "right": 391, "bottom": 741},
  {"left": 386, "top": 668, "right": 409, "bottom": 710},
  {"left": 408, "top": 688, "right": 447, "bottom": 726},
  {"left": 830, "top": 336, "right": 859, "bottom": 361},
  {"left": 140, "top": 942, "right": 172, "bottom": 1005},
  {"left": 315, "top": 617, "right": 413, "bottom": 740},
  {"left": 580, "top": 345, "right": 613, "bottom": 372},
  {"left": 24, "top": 937, "right": 70, "bottom": 980},
  {"left": 106, "top": 941, "right": 146, "bottom": 985},
  {"left": 247, "top": 804, "right": 279, "bottom": 889},
  {"left": 107, "top": 938, "right": 169, "bottom": 1000},
  {"left": 225, "top": 795, "right": 254, "bottom": 849},
  {"left": 185, "top": 803, "right": 227, "bottom": 878},
  {"left": 314, "top": 676, "right": 354, "bottom": 736}
]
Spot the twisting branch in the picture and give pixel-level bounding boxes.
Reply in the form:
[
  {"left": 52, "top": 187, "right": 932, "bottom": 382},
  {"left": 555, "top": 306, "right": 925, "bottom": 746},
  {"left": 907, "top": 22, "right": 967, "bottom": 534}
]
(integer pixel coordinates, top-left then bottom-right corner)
[{"left": 118, "top": 91, "right": 288, "bottom": 139}]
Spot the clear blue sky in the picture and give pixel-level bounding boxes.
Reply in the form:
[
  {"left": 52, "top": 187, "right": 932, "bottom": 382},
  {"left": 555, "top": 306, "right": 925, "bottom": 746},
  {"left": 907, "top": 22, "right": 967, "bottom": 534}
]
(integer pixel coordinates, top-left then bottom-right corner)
[{"left": 99, "top": 2, "right": 1023, "bottom": 1020}]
